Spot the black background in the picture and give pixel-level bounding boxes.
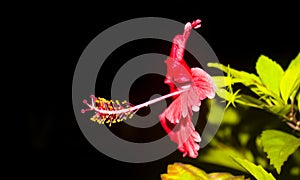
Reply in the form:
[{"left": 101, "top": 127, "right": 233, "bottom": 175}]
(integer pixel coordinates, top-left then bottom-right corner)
[{"left": 8, "top": 3, "right": 299, "bottom": 179}]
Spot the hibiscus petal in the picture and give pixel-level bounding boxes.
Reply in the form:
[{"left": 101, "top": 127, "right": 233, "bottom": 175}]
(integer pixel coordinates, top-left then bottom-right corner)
[
  {"left": 186, "top": 86, "right": 201, "bottom": 113},
  {"left": 161, "top": 97, "right": 182, "bottom": 124},
  {"left": 191, "top": 67, "right": 216, "bottom": 99},
  {"left": 160, "top": 114, "right": 201, "bottom": 158},
  {"left": 194, "top": 142, "right": 200, "bottom": 151},
  {"left": 165, "top": 58, "right": 192, "bottom": 86},
  {"left": 192, "top": 131, "right": 201, "bottom": 142},
  {"left": 181, "top": 92, "right": 189, "bottom": 118},
  {"left": 159, "top": 20, "right": 214, "bottom": 159},
  {"left": 187, "top": 140, "right": 199, "bottom": 158}
]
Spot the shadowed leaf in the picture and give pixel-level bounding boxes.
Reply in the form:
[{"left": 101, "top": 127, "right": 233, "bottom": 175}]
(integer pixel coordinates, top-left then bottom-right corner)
[{"left": 198, "top": 141, "right": 251, "bottom": 172}]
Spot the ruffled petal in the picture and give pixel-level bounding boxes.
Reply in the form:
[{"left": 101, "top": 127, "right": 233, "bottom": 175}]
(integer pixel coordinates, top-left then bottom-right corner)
[
  {"left": 191, "top": 67, "right": 216, "bottom": 99},
  {"left": 159, "top": 20, "right": 215, "bottom": 159},
  {"left": 160, "top": 97, "right": 182, "bottom": 124},
  {"left": 160, "top": 87, "right": 202, "bottom": 125},
  {"left": 160, "top": 115, "right": 201, "bottom": 158}
]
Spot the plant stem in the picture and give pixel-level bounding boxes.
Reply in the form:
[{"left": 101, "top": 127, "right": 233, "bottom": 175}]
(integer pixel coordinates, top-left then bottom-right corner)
[{"left": 286, "top": 98, "right": 300, "bottom": 131}]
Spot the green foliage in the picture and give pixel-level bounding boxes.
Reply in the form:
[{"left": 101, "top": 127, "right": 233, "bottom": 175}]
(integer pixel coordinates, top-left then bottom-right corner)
[
  {"left": 222, "top": 107, "right": 241, "bottom": 125},
  {"left": 203, "top": 52, "right": 300, "bottom": 179},
  {"left": 256, "top": 55, "right": 284, "bottom": 97},
  {"left": 207, "top": 62, "right": 278, "bottom": 103},
  {"left": 290, "top": 166, "right": 300, "bottom": 176},
  {"left": 207, "top": 63, "right": 262, "bottom": 87},
  {"left": 238, "top": 133, "right": 250, "bottom": 147},
  {"left": 208, "top": 172, "right": 246, "bottom": 180},
  {"left": 161, "top": 162, "right": 247, "bottom": 180},
  {"left": 161, "top": 162, "right": 208, "bottom": 180},
  {"left": 260, "top": 130, "right": 300, "bottom": 174},
  {"left": 233, "top": 157, "right": 276, "bottom": 180},
  {"left": 200, "top": 100, "right": 269, "bottom": 173},
  {"left": 206, "top": 99, "right": 226, "bottom": 125},
  {"left": 212, "top": 76, "right": 241, "bottom": 88},
  {"left": 198, "top": 140, "right": 250, "bottom": 172},
  {"left": 280, "top": 52, "right": 300, "bottom": 103},
  {"left": 162, "top": 52, "right": 300, "bottom": 180},
  {"left": 208, "top": 52, "right": 300, "bottom": 131}
]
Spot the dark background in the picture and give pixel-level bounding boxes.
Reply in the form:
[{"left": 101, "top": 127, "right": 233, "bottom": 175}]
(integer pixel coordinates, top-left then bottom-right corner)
[{"left": 8, "top": 3, "right": 299, "bottom": 179}]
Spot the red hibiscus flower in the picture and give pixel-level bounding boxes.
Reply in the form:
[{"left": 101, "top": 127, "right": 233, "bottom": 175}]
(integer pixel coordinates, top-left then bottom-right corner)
[
  {"left": 159, "top": 19, "right": 216, "bottom": 158},
  {"left": 81, "top": 19, "right": 216, "bottom": 158}
]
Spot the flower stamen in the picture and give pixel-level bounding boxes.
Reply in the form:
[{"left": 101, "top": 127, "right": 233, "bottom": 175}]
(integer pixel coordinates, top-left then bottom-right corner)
[{"left": 82, "top": 88, "right": 188, "bottom": 126}]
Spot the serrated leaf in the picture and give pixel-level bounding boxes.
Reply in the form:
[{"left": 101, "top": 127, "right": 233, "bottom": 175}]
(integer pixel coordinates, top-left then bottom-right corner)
[
  {"left": 280, "top": 52, "right": 300, "bottom": 103},
  {"left": 161, "top": 163, "right": 208, "bottom": 180},
  {"left": 256, "top": 55, "right": 284, "bottom": 97},
  {"left": 261, "top": 130, "right": 300, "bottom": 174},
  {"left": 208, "top": 63, "right": 282, "bottom": 103},
  {"left": 233, "top": 157, "right": 276, "bottom": 180}
]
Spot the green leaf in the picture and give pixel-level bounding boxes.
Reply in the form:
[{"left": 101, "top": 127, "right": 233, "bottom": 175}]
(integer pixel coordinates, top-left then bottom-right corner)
[
  {"left": 211, "top": 76, "right": 227, "bottom": 88},
  {"left": 208, "top": 63, "right": 283, "bottom": 104},
  {"left": 235, "top": 94, "right": 267, "bottom": 109},
  {"left": 256, "top": 55, "right": 284, "bottom": 97},
  {"left": 287, "top": 52, "right": 300, "bottom": 70},
  {"left": 216, "top": 88, "right": 242, "bottom": 108},
  {"left": 161, "top": 163, "right": 208, "bottom": 180},
  {"left": 233, "top": 157, "right": 276, "bottom": 180},
  {"left": 161, "top": 163, "right": 247, "bottom": 180},
  {"left": 211, "top": 76, "right": 242, "bottom": 88},
  {"left": 265, "top": 104, "right": 291, "bottom": 117},
  {"left": 208, "top": 63, "right": 262, "bottom": 86},
  {"left": 215, "top": 88, "right": 271, "bottom": 110},
  {"left": 215, "top": 88, "right": 230, "bottom": 101},
  {"left": 261, "top": 130, "right": 300, "bottom": 174},
  {"left": 198, "top": 141, "right": 251, "bottom": 172},
  {"left": 280, "top": 52, "right": 300, "bottom": 103},
  {"left": 208, "top": 172, "right": 245, "bottom": 180}
]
